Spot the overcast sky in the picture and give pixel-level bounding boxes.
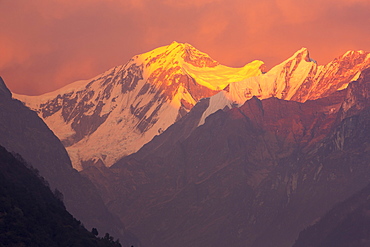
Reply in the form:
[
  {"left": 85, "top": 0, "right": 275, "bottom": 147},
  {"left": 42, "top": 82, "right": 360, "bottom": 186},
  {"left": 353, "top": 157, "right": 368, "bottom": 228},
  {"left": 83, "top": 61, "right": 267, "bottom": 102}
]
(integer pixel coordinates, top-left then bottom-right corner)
[{"left": 1, "top": 0, "right": 370, "bottom": 95}]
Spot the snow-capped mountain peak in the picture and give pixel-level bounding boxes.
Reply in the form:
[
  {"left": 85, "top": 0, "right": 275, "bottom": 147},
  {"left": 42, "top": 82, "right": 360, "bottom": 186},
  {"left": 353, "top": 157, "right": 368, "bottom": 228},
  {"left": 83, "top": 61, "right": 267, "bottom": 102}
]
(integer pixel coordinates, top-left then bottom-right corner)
[
  {"left": 290, "top": 47, "right": 311, "bottom": 60},
  {"left": 198, "top": 48, "right": 370, "bottom": 125},
  {"left": 15, "top": 42, "right": 263, "bottom": 170},
  {"left": 14, "top": 44, "right": 369, "bottom": 170}
]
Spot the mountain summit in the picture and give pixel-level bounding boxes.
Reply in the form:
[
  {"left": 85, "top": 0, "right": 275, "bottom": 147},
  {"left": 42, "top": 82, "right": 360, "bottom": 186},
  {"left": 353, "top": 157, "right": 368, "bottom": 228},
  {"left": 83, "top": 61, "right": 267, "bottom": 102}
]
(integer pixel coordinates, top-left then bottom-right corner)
[
  {"left": 14, "top": 43, "right": 370, "bottom": 170},
  {"left": 15, "top": 42, "right": 263, "bottom": 170},
  {"left": 198, "top": 48, "right": 370, "bottom": 124}
]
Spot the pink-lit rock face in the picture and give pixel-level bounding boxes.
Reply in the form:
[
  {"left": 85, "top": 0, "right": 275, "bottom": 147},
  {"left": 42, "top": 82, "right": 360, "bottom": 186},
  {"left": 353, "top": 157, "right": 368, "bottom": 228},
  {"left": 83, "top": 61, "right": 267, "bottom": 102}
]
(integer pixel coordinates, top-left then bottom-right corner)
[
  {"left": 83, "top": 68, "right": 370, "bottom": 247},
  {"left": 199, "top": 49, "right": 370, "bottom": 125}
]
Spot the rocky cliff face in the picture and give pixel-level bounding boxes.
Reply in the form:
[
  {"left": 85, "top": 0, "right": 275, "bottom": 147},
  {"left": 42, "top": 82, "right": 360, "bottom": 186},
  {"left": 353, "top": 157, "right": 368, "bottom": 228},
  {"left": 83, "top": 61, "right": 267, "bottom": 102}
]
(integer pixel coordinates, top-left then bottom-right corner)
[
  {"left": 0, "top": 77, "right": 139, "bottom": 246},
  {"left": 15, "top": 42, "right": 263, "bottom": 170},
  {"left": 82, "top": 68, "right": 370, "bottom": 247}
]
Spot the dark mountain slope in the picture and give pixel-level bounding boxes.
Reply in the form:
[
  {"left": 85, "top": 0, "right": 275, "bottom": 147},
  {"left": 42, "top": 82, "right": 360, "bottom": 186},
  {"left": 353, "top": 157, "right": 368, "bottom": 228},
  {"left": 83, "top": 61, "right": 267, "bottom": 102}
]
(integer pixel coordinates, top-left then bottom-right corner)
[
  {"left": 292, "top": 182, "right": 370, "bottom": 247},
  {"left": 291, "top": 69, "right": 370, "bottom": 247},
  {"left": 0, "top": 77, "right": 139, "bottom": 246},
  {"left": 0, "top": 145, "right": 121, "bottom": 247}
]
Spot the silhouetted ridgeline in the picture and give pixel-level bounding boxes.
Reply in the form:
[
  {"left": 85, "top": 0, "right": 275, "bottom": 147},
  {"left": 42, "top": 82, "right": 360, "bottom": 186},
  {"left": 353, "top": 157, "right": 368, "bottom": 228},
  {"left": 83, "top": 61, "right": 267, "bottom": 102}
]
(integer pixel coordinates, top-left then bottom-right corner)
[{"left": 0, "top": 145, "right": 121, "bottom": 247}]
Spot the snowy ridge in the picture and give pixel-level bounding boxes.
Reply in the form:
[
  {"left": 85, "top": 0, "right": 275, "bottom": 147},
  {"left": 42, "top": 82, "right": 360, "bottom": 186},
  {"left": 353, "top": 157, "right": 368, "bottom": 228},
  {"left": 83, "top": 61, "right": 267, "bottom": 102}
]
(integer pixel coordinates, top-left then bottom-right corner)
[
  {"left": 15, "top": 41, "right": 263, "bottom": 170},
  {"left": 14, "top": 43, "right": 370, "bottom": 170},
  {"left": 199, "top": 48, "right": 370, "bottom": 125}
]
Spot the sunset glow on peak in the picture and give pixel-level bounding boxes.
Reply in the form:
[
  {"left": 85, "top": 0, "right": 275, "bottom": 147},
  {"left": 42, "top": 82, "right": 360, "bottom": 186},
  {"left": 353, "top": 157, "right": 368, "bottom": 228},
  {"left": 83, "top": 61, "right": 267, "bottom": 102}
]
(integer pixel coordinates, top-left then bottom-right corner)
[{"left": 127, "top": 41, "right": 264, "bottom": 91}]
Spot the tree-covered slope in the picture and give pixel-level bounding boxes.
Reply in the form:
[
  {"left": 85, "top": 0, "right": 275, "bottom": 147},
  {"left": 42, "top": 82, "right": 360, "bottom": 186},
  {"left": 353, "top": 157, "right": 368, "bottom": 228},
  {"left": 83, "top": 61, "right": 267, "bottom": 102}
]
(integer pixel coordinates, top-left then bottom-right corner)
[{"left": 0, "top": 145, "right": 121, "bottom": 247}]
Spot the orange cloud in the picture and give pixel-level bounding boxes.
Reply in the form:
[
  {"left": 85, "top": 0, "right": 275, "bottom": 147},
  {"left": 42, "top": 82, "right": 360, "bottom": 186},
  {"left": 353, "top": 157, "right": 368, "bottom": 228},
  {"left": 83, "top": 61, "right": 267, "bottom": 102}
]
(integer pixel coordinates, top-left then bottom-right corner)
[
  {"left": 197, "top": 8, "right": 229, "bottom": 42},
  {"left": 0, "top": 0, "right": 369, "bottom": 95},
  {"left": 0, "top": 38, "right": 27, "bottom": 68},
  {"left": 162, "top": 0, "right": 220, "bottom": 8}
]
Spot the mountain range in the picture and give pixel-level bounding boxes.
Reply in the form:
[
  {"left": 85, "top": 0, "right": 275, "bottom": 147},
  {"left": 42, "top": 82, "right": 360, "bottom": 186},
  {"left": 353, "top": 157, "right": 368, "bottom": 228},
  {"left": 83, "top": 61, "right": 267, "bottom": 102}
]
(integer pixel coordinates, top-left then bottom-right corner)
[
  {"left": 2, "top": 42, "right": 370, "bottom": 246},
  {"left": 82, "top": 67, "right": 370, "bottom": 247},
  {"left": 15, "top": 42, "right": 263, "bottom": 171},
  {"left": 14, "top": 43, "right": 370, "bottom": 172}
]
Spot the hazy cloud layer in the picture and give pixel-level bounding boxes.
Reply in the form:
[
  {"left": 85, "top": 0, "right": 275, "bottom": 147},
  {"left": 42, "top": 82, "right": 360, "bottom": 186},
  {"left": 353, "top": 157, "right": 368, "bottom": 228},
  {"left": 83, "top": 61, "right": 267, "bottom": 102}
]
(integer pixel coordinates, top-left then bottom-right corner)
[{"left": 1, "top": 0, "right": 369, "bottom": 95}]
